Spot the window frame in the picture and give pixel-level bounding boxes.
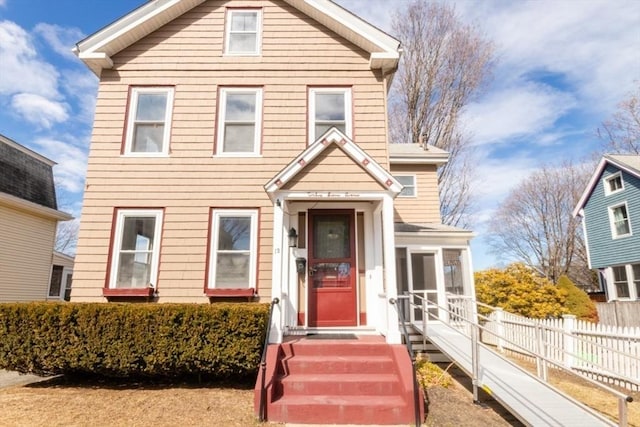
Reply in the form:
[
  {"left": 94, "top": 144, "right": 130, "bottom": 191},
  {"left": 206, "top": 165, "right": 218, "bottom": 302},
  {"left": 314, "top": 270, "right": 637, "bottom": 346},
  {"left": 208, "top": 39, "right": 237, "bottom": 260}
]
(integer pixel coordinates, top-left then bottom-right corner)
[
  {"left": 395, "top": 174, "right": 417, "bottom": 198},
  {"left": 107, "top": 209, "right": 164, "bottom": 291},
  {"left": 123, "top": 87, "right": 174, "bottom": 157},
  {"left": 224, "top": 8, "right": 262, "bottom": 56},
  {"left": 608, "top": 202, "right": 632, "bottom": 239},
  {"left": 207, "top": 209, "right": 259, "bottom": 292},
  {"left": 216, "top": 87, "right": 263, "bottom": 156},
  {"left": 604, "top": 172, "right": 624, "bottom": 196},
  {"left": 308, "top": 87, "right": 352, "bottom": 145},
  {"left": 632, "top": 264, "right": 640, "bottom": 300}
]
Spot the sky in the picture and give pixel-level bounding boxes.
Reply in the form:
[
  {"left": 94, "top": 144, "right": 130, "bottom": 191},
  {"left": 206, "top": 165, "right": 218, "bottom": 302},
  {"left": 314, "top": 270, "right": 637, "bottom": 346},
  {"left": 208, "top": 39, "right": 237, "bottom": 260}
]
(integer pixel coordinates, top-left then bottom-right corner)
[{"left": 0, "top": 0, "right": 638, "bottom": 269}]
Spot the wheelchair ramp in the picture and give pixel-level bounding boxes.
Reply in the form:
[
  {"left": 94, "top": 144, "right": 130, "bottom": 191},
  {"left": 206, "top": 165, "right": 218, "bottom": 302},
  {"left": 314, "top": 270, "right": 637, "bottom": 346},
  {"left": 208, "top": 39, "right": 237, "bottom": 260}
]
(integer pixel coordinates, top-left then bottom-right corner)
[{"left": 418, "top": 322, "right": 616, "bottom": 427}]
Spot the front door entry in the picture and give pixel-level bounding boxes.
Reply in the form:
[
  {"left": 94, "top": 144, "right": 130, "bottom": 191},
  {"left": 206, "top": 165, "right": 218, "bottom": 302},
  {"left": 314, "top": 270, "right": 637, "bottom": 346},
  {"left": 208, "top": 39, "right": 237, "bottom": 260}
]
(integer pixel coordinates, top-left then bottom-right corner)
[{"left": 308, "top": 210, "right": 357, "bottom": 327}]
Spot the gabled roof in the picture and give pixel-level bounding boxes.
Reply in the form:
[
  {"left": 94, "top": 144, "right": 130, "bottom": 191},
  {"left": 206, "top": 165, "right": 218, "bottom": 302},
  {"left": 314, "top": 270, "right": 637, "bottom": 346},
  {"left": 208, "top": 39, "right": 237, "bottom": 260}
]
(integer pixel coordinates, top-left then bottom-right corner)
[
  {"left": 389, "top": 143, "right": 449, "bottom": 165},
  {"left": 573, "top": 154, "right": 640, "bottom": 217},
  {"left": 73, "top": 0, "right": 401, "bottom": 76},
  {"left": 264, "top": 127, "right": 402, "bottom": 195}
]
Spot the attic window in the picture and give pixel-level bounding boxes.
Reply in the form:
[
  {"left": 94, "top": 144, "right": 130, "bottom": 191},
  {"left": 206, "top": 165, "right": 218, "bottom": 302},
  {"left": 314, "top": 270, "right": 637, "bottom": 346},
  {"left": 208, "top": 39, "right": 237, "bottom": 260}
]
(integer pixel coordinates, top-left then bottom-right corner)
[
  {"left": 604, "top": 172, "right": 624, "bottom": 195},
  {"left": 225, "top": 9, "right": 262, "bottom": 55}
]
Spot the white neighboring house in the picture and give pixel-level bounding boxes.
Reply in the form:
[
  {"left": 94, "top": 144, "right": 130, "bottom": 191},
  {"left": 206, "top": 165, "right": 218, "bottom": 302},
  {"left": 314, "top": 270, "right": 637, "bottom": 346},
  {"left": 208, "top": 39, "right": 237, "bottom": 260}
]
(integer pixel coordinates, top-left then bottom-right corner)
[{"left": 0, "top": 134, "right": 72, "bottom": 302}]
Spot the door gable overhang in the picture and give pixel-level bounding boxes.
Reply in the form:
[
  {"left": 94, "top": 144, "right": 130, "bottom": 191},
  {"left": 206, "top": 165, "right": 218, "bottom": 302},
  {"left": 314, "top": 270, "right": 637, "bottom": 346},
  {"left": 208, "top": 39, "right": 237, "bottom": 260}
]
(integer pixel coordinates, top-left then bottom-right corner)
[{"left": 264, "top": 128, "right": 403, "bottom": 197}]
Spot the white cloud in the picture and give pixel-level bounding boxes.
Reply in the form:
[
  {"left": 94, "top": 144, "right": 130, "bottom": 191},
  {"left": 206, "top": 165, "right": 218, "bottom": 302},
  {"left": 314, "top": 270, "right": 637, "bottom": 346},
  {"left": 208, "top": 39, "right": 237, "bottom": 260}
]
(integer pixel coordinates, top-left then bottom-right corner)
[
  {"left": 0, "top": 0, "right": 6, "bottom": 7},
  {"left": 463, "top": 82, "right": 576, "bottom": 146},
  {"left": 0, "top": 20, "right": 60, "bottom": 98},
  {"left": 11, "top": 93, "right": 69, "bottom": 128},
  {"left": 61, "top": 69, "right": 99, "bottom": 123},
  {"left": 33, "top": 137, "right": 88, "bottom": 193},
  {"left": 34, "top": 23, "right": 84, "bottom": 60}
]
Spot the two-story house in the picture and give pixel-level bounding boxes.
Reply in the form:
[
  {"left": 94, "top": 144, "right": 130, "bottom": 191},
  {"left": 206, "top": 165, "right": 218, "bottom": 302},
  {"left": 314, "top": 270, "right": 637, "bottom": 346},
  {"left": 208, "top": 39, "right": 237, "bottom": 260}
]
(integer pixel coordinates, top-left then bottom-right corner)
[
  {"left": 574, "top": 154, "right": 640, "bottom": 301},
  {"left": 72, "top": 1, "right": 475, "bottom": 422},
  {"left": 0, "top": 134, "right": 72, "bottom": 302}
]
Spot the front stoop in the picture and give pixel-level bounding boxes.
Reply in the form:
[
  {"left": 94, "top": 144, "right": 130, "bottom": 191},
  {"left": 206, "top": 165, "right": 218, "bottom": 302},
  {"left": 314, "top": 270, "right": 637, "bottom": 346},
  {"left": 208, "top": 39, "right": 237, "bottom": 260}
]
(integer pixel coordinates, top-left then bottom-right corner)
[{"left": 254, "top": 337, "right": 424, "bottom": 425}]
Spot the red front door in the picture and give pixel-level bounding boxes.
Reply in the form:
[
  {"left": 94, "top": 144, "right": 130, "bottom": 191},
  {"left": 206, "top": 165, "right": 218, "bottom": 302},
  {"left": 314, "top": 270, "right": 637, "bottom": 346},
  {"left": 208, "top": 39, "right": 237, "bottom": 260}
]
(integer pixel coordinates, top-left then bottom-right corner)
[{"left": 308, "top": 210, "right": 357, "bottom": 327}]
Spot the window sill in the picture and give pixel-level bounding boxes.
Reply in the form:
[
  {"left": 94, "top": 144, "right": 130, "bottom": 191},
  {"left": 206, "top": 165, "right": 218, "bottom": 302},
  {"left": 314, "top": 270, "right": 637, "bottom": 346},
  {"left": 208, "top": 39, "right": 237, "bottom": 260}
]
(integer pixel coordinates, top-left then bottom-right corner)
[
  {"left": 103, "top": 288, "right": 155, "bottom": 298},
  {"left": 205, "top": 288, "right": 255, "bottom": 298}
]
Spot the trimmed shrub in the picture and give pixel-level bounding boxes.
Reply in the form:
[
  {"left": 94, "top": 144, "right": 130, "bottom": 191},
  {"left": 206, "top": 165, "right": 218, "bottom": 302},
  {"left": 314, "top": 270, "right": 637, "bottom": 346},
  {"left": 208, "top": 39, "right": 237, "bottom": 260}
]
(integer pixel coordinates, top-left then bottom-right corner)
[
  {"left": 556, "top": 275, "right": 599, "bottom": 322},
  {"left": 0, "top": 302, "right": 269, "bottom": 379},
  {"left": 475, "top": 263, "right": 567, "bottom": 318}
]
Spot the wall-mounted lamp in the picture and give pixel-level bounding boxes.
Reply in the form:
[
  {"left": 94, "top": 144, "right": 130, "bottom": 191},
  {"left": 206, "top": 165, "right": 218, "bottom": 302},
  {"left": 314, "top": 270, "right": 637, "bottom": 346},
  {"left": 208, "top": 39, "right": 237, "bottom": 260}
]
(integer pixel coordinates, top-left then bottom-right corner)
[{"left": 288, "top": 227, "right": 298, "bottom": 248}]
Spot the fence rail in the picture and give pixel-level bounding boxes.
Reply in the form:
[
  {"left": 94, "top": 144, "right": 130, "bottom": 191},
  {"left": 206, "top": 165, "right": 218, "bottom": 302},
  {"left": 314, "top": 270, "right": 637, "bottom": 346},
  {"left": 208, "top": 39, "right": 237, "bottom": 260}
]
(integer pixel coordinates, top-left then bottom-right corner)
[{"left": 482, "top": 309, "right": 640, "bottom": 392}]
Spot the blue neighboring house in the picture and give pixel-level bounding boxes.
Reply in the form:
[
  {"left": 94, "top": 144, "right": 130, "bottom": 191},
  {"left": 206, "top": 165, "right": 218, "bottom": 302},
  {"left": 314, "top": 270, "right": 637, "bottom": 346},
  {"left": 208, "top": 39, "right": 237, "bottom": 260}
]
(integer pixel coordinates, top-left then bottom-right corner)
[{"left": 573, "top": 154, "right": 640, "bottom": 301}]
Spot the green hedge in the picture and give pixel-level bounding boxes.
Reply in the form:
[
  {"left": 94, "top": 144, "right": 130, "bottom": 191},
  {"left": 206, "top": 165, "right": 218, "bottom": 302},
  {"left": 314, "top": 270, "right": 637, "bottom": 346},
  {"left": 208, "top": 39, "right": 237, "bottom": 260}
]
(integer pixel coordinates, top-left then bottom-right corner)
[{"left": 0, "top": 302, "right": 269, "bottom": 379}]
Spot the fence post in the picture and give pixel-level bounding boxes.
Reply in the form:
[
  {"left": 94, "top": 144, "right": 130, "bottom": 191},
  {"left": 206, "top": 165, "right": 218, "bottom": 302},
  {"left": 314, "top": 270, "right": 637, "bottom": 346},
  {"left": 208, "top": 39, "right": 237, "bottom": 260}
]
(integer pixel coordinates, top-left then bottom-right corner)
[
  {"left": 535, "top": 324, "right": 548, "bottom": 381},
  {"left": 495, "top": 308, "right": 505, "bottom": 352},
  {"left": 563, "top": 314, "right": 576, "bottom": 369}
]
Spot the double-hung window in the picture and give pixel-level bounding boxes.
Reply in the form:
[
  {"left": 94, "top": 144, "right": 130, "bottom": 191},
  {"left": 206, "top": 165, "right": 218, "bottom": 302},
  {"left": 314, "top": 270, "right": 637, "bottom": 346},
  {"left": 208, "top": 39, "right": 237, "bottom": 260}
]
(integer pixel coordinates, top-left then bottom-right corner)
[
  {"left": 395, "top": 175, "right": 417, "bottom": 197},
  {"left": 109, "top": 209, "right": 163, "bottom": 289},
  {"left": 225, "top": 9, "right": 261, "bottom": 55},
  {"left": 609, "top": 203, "right": 631, "bottom": 238},
  {"left": 309, "top": 88, "right": 352, "bottom": 143},
  {"left": 217, "top": 88, "right": 262, "bottom": 155},
  {"left": 612, "top": 266, "right": 630, "bottom": 298},
  {"left": 208, "top": 209, "right": 258, "bottom": 290},
  {"left": 604, "top": 172, "right": 624, "bottom": 195},
  {"left": 633, "top": 264, "right": 640, "bottom": 298},
  {"left": 124, "top": 87, "right": 174, "bottom": 155}
]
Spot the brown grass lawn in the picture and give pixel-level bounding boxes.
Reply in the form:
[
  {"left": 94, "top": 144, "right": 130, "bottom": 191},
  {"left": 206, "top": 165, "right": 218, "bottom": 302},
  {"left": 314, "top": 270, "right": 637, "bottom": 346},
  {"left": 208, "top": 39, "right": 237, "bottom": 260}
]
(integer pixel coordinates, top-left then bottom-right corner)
[
  {"left": 0, "top": 378, "right": 264, "bottom": 427},
  {"left": 0, "top": 373, "right": 521, "bottom": 427}
]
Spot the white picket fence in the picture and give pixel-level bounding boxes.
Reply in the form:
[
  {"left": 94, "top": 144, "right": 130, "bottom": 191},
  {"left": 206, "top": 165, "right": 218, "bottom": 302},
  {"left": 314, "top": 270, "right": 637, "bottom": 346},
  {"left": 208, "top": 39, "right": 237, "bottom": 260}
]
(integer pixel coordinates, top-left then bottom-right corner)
[{"left": 482, "top": 309, "right": 640, "bottom": 392}]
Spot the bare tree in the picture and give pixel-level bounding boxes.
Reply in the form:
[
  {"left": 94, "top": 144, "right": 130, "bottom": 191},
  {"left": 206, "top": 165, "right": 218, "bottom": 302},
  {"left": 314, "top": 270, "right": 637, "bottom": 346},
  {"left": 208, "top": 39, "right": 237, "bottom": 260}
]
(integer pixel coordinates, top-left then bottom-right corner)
[
  {"left": 390, "top": 1, "right": 494, "bottom": 227},
  {"left": 55, "top": 218, "right": 80, "bottom": 255},
  {"left": 598, "top": 84, "right": 640, "bottom": 154},
  {"left": 487, "top": 163, "right": 594, "bottom": 286}
]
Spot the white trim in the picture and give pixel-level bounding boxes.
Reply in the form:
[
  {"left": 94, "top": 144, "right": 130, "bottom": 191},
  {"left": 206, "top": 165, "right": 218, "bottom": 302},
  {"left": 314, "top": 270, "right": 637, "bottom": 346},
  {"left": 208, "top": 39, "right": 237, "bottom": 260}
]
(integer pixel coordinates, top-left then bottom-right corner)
[
  {"left": 580, "top": 209, "right": 592, "bottom": 269},
  {"left": 109, "top": 209, "right": 164, "bottom": 289},
  {"left": 216, "top": 87, "right": 263, "bottom": 156},
  {"left": 608, "top": 202, "right": 632, "bottom": 239},
  {"left": 382, "top": 194, "right": 401, "bottom": 344},
  {"left": 0, "top": 192, "right": 72, "bottom": 221},
  {"left": 207, "top": 209, "right": 258, "bottom": 290},
  {"left": 124, "top": 87, "right": 174, "bottom": 157},
  {"left": 394, "top": 174, "right": 417, "bottom": 198},
  {"left": 308, "top": 87, "right": 352, "bottom": 145},
  {"left": 224, "top": 8, "right": 262, "bottom": 56},
  {"left": 603, "top": 171, "right": 624, "bottom": 196},
  {"left": 264, "top": 128, "right": 402, "bottom": 195}
]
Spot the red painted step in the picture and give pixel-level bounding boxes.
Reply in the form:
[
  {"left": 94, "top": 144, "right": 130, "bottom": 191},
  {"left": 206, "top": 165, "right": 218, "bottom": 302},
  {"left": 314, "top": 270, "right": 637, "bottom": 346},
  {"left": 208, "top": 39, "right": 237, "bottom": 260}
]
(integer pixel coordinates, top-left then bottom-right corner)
[{"left": 254, "top": 337, "right": 425, "bottom": 425}]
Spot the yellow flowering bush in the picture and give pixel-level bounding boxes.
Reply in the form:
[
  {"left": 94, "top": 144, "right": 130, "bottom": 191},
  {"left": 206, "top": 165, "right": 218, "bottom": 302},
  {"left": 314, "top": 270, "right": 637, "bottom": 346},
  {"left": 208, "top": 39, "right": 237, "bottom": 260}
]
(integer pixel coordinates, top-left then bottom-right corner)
[{"left": 475, "top": 263, "right": 567, "bottom": 318}]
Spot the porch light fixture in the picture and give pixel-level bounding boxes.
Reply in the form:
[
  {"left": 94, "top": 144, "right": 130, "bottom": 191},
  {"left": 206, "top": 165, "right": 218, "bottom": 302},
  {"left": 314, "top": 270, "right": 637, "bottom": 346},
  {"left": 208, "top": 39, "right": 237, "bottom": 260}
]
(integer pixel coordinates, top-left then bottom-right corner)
[{"left": 288, "top": 227, "right": 298, "bottom": 248}]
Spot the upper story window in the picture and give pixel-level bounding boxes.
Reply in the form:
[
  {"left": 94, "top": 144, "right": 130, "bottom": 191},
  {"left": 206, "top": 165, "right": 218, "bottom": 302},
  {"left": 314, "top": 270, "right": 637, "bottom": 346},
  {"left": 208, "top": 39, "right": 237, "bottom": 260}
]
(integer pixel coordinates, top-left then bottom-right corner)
[
  {"left": 604, "top": 172, "right": 624, "bottom": 195},
  {"left": 208, "top": 209, "right": 258, "bottom": 290},
  {"left": 395, "top": 175, "right": 417, "bottom": 197},
  {"left": 225, "top": 9, "right": 262, "bottom": 55},
  {"left": 217, "top": 87, "right": 262, "bottom": 156},
  {"left": 124, "top": 87, "right": 174, "bottom": 156},
  {"left": 309, "top": 88, "right": 352, "bottom": 144},
  {"left": 609, "top": 202, "right": 631, "bottom": 238},
  {"left": 109, "top": 209, "right": 163, "bottom": 289}
]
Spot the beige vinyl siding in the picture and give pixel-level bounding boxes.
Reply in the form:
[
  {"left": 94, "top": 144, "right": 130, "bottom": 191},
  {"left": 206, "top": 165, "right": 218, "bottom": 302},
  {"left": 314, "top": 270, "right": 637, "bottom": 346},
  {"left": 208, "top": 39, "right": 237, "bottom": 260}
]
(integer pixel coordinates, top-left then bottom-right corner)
[
  {"left": 391, "top": 164, "right": 441, "bottom": 223},
  {"left": 73, "top": 0, "right": 389, "bottom": 303},
  {"left": 0, "top": 204, "right": 56, "bottom": 302},
  {"left": 284, "top": 145, "right": 386, "bottom": 192},
  {"left": 52, "top": 253, "right": 74, "bottom": 269}
]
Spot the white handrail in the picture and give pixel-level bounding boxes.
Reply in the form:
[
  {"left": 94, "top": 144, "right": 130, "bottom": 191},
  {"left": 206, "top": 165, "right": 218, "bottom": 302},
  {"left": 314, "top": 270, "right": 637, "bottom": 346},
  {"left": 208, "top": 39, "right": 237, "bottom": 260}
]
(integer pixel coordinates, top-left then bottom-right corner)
[{"left": 398, "top": 292, "right": 633, "bottom": 427}]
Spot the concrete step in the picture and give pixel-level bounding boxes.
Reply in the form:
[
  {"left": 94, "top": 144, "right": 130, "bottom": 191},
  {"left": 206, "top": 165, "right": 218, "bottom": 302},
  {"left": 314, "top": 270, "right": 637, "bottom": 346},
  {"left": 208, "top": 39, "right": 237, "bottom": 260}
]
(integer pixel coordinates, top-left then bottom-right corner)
[
  {"left": 279, "top": 373, "right": 402, "bottom": 396},
  {"left": 269, "top": 394, "right": 409, "bottom": 425},
  {"left": 283, "top": 355, "right": 395, "bottom": 375}
]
